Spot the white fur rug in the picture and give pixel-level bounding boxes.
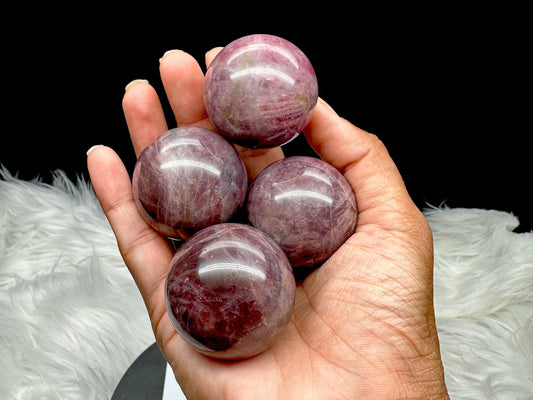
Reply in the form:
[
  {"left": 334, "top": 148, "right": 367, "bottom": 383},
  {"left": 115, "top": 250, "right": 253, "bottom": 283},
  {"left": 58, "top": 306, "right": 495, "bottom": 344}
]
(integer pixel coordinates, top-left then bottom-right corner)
[{"left": 1, "top": 170, "right": 532, "bottom": 400}]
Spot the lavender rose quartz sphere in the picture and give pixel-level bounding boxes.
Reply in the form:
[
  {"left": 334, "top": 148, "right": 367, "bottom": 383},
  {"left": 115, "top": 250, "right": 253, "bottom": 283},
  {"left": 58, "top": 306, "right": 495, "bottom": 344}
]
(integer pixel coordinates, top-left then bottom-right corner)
[
  {"left": 132, "top": 127, "right": 247, "bottom": 239},
  {"left": 247, "top": 156, "right": 358, "bottom": 267},
  {"left": 165, "top": 223, "right": 296, "bottom": 360},
  {"left": 204, "top": 34, "right": 318, "bottom": 148}
]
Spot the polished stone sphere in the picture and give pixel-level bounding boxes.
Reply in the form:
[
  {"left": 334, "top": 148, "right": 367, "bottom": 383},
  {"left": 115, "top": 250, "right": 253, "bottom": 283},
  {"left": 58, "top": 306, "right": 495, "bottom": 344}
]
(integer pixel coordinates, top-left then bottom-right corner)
[
  {"left": 204, "top": 34, "right": 318, "bottom": 148},
  {"left": 132, "top": 127, "right": 247, "bottom": 239},
  {"left": 165, "top": 223, "right": 295, "bottom": 359},
  {"left": 247, "top": 156, "right": 358, "bottom": 267}
]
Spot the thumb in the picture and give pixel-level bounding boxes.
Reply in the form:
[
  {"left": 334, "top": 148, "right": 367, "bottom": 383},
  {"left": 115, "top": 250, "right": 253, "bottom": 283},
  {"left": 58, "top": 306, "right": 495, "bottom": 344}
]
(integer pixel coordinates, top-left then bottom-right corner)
[{"left": 304, "top": 99, "right": 417, "bottom": 230}]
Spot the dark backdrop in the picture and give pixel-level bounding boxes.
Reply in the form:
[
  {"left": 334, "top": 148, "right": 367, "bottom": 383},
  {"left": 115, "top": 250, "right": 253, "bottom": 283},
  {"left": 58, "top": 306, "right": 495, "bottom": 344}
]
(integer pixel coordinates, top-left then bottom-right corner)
[{"left": 1, "top": 15, "right": 531, "bottom": 232}]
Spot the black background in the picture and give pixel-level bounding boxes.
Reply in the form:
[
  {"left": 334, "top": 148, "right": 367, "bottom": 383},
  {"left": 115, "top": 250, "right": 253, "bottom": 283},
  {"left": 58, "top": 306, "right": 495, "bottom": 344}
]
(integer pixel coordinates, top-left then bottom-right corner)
[{"left": 1, "top": 11, "right": 531, "bottom": 232}]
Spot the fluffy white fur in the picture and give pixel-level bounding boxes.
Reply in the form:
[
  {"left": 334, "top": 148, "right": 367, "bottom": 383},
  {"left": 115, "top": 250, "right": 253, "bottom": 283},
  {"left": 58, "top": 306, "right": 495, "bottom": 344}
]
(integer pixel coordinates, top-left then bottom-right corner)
[
  {"left": 0, "top": 170, "right": 532, "bottom": 399},
  {"left": 0, "top": 170, "right": 153, "bottom": 399},
  {"left": 426, "top": 207, "right": 533, "bottom": 399}
]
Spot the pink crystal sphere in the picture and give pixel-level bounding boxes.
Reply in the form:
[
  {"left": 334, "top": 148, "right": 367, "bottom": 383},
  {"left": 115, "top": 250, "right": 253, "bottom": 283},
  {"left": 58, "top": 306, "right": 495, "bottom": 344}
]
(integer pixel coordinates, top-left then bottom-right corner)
[
  {"left": 132, "top": 127, "right": 247, "bottom": 239},
  {"left": 204, "top": 34, "right": 318, "bottom": 148},
  {"left": 247, "top": 156, "right": 358, "bottom": 267},
  {"left": 165, "top": 223, "right": 295, "bottom": 359}
]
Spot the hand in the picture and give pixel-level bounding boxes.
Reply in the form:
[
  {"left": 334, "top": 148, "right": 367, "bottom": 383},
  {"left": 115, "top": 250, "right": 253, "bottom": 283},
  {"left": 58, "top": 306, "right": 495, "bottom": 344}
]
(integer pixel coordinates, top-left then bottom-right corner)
[{"left": 87, "top": 48, "right": 449, "bottom": 399}]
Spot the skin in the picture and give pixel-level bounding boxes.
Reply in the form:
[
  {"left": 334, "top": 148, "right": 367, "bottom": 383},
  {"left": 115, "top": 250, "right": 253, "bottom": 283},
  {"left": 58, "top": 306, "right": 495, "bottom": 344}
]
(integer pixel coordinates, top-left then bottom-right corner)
[{"left": 87, "top": 48, "right": 449, "bottom": 399}]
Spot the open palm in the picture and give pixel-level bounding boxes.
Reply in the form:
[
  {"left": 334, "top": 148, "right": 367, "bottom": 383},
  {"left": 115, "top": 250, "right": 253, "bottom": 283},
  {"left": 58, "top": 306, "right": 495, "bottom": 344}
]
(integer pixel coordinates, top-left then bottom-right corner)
[{"left": 87, "top": 48, "right": 448, "bottom": 399}]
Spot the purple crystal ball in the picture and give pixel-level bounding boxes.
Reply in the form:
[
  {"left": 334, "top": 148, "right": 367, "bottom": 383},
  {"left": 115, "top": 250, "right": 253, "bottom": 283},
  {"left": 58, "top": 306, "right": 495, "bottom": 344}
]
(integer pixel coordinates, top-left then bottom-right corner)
[
  {"left": 132, "top": 127, "right": 247, "bottom": 239},
  {"left": 247, "top": 156, "right": 358, "bottom": 267},
  {"left": 165, "top": 223, "right": 295, "bottom": 359},
  {"left": 204, "top": 34, "right": 318, "bottom": 148}
]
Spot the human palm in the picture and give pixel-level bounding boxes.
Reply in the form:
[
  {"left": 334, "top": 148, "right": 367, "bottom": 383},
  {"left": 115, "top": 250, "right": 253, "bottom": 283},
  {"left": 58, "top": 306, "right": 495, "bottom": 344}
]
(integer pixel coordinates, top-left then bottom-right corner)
[{"left": 88, "top": 48, "right": 448, "bottom": 399}]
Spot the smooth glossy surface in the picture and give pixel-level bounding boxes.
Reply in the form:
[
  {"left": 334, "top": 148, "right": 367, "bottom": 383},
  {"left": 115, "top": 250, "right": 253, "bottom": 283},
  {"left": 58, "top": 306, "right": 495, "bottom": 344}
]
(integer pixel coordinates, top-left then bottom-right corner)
[
  {"left": 132, "top": 127, "right": 247, "bottom": 239},
  {"left": 204, "top": 34, "right": 318, "bottom": 148},
  {"left": 247, "top": 156, "right": 357, "bottom": 267},
  {"left": 165, "top": 223, "right": 295, "bottom": 359}
]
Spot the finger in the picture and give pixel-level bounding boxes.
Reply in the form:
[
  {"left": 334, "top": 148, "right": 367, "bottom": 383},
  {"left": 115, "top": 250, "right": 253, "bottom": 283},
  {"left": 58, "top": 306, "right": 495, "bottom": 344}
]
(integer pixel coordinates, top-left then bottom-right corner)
[
  {"left": 234, "top": 144, "right": 284, "bottom": 180},
  {"left": 86, "top": 145, "right": 173, "bottom": 308},
  {"left": 303, "top": 98, "right": 415, "bottom": 226},
  {"left": 205, "top": 46, "right": 223, "bottom": 68},
  {"left": 123, "top": 80, "right": 168, "bottom": 157},
  {"left": 161, "top": 47, "right": 284, "bottom": 179},
  {"left": 159, "top": 50, "right": 211, "bottom": 127}
]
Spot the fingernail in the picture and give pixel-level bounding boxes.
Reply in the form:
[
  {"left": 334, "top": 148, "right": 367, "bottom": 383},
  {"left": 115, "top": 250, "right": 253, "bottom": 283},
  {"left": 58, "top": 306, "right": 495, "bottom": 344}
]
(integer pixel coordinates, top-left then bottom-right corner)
[
  {"left": 87, "top": 144, "right": 103, "bottom": 156},
  {"left": 318, "top": 97, "right": 338, "bottom": 116},
  {"left": 125, "top": 79, "right": 149, "bottom": 92},
  {"left": 159, "top": 49, "right": 182, "bottom": 63}
]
